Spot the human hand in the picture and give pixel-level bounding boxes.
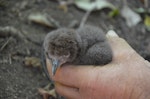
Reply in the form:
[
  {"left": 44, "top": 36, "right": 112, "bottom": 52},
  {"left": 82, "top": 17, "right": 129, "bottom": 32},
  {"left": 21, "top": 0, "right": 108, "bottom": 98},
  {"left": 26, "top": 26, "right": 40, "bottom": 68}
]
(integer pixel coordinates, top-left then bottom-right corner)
[{"left": 46, "top": 31, "right": 150, "bottom": 99}]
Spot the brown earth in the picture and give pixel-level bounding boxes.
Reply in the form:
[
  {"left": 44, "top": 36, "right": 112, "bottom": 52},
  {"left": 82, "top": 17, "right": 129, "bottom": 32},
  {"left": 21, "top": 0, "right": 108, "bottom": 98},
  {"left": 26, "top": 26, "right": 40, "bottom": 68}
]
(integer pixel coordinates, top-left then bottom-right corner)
[{"left": 0, "top": 0, "right": 150, "bottom": 99}]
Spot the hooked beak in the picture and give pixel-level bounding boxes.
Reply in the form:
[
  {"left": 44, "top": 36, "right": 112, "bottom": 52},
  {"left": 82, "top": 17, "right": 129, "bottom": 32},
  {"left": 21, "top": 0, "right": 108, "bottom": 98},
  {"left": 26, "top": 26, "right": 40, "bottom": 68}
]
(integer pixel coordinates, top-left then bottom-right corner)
[{"left": 52, "top": 59, "right": 60, "bottom": 76}]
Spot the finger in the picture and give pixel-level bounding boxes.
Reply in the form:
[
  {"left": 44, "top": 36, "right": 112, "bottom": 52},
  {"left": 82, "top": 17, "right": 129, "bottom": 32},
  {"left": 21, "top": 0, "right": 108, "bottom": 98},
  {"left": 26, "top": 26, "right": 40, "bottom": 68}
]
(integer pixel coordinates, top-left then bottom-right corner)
[
  {"left": 46, "top": 57, "right": 96, "bottom": 88},
  {"left": 54, "top": 65, "right": 97, "bottom": 87},
  {"left": 55, "top": 82, "right": 81, "bottom": 99},
  {"left": 106, "top": 30, "right": 136, "bottom": 62}
]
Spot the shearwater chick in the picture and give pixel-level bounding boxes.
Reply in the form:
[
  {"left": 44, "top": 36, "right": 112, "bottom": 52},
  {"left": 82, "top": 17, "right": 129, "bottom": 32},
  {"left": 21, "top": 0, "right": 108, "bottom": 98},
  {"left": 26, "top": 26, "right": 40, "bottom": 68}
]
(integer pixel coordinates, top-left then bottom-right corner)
[{"left": 43, "top": 25, "right": 112, "bottom": 76}]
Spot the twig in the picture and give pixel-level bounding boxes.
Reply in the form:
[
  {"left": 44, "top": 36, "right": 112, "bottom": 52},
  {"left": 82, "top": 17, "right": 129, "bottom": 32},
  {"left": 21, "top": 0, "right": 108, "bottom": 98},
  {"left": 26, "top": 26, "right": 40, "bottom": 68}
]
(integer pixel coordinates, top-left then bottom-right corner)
[
  {"left": 79, "top": 10, "right": 92, "bottom": 28},
  {"left": 0, "top": 37, "right": 11, "bottom": 51},
  {"left": 144, "top": 0, "right": 148, "bottom": 9}
]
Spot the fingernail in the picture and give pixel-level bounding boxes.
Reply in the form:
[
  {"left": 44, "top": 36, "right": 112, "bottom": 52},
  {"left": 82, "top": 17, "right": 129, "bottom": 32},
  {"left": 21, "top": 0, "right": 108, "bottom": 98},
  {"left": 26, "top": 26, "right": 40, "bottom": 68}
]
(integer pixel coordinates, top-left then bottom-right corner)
[{"left": 106, "top": 30, "right": 119, "bottom": 37}]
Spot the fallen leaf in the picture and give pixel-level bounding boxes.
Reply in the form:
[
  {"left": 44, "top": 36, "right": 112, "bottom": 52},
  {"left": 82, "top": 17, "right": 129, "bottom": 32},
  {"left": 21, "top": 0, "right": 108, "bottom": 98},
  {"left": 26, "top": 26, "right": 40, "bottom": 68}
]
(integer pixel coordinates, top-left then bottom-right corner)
[
  {"left": 28, "top": 13, "right": 60, "bottom": 28},
  {"left": 24, "top": 57, "right": 41, "bottom": 67},
  {"left": 121, "top": 5, "right": 142, "bottom": 27},
  {"left": 38, "top": 84, "right": 57, "bottom": 99},
  {"left": 74, "top": 0, "right": 116, "bottom": 11},
  {"left": 38, "top": 88, "right": 56, "bottom": 99}
]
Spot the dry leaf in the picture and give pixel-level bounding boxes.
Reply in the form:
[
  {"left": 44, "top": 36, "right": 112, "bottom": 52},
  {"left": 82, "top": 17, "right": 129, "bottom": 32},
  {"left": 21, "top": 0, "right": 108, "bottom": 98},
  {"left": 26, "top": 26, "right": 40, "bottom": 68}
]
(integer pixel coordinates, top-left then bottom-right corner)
[
  {"left": 28, "top": 13, "right": 60, "bottom": 28},
  {"left": 38, "top": 84, "right": 57, "bottom": 99},
  {"left": 38, "top": 88, "right": 56, "bottom": 98},
  {"left": 24, "top": 57, "right": 41, "bottom": 67}
]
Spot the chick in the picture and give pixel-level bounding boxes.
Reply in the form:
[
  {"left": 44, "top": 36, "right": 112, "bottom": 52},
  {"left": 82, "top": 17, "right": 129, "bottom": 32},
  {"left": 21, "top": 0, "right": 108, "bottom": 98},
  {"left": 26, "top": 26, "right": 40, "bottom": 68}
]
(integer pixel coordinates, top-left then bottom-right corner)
[{"left": 43, "top": 25, "right": 112, "bottom": 76}]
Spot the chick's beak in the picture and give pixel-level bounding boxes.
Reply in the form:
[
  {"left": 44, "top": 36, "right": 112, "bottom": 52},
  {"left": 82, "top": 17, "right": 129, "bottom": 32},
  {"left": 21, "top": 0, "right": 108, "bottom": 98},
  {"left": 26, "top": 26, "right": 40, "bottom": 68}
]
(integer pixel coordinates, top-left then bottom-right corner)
[{"left": 52, "top": 58, "right": 60, "bottom": 76}]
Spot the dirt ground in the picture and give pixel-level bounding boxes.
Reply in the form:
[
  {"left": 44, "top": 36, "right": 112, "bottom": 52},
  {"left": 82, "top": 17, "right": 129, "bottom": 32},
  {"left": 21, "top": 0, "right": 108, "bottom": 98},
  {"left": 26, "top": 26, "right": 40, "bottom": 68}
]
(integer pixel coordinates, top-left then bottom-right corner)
[{"left": 0, "top": 0, "right": 150, "bottom": 99}]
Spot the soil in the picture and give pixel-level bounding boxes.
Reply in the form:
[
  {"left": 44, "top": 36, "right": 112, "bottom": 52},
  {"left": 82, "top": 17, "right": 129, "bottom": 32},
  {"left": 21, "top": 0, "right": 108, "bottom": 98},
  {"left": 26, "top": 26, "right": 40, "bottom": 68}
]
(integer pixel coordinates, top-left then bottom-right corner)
[{"left": 0, "top": 0, "right": 150, "bottom": 99}]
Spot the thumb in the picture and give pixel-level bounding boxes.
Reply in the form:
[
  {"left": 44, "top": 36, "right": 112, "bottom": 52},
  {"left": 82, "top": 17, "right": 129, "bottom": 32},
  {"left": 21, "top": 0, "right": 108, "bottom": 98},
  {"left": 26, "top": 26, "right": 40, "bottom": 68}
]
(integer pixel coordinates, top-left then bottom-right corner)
[{"left": 106, "top": 30, "right": 136, "bottom": 62}]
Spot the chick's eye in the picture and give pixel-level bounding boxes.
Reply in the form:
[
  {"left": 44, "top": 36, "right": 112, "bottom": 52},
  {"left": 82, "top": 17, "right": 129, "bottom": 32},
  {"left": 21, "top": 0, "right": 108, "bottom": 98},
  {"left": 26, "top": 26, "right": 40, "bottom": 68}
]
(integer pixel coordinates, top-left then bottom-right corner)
[{"left": 64, "top": 52, "right": 70, "bottom": 57}]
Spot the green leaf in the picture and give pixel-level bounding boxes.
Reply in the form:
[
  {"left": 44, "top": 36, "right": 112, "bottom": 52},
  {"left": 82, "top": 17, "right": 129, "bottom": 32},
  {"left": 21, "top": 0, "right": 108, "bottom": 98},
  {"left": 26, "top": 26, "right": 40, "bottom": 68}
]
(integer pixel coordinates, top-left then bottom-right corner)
[
  {"left": 108, "top": 8, "right": 119, "bottom": 18},
  {"left": 144, "top": 15, "right": 150, "bottom": 31},
  {"left": 75, "top": 0, "right": 116, "bottom": 11}
]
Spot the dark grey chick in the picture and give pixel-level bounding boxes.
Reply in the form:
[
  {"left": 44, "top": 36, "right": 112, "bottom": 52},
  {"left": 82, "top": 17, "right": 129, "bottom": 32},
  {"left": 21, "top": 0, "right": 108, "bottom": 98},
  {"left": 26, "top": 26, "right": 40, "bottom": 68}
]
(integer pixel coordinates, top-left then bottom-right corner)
[{"left": 43, "top": 25, "right": 112, "bottom": 76}]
